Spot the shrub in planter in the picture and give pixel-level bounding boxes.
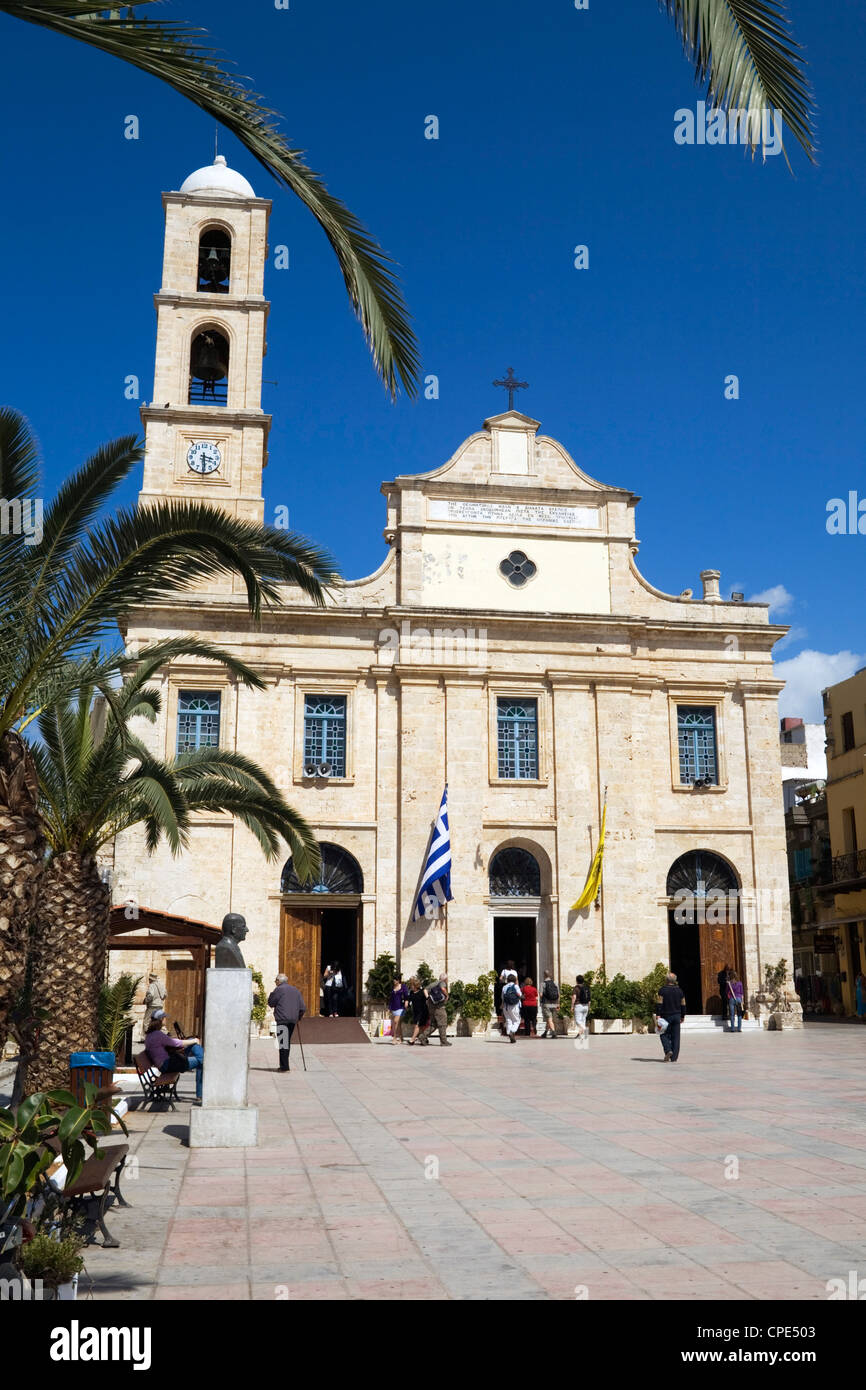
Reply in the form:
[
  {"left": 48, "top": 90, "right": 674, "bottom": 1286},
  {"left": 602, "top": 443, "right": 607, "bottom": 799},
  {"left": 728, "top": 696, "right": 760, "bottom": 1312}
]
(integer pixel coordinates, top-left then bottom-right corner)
[
  {"left": 365, "top": 953, "right": 397, "bottom": 1007},
  {"left": 250, "top": 968, "right": 268, "bottom": 1032},
  {"left": 17, "top": 1230, "right": 84, "bottom": 1299},
  {"left": 460, "top": 973, "right": 495, "bottom": 1031}
]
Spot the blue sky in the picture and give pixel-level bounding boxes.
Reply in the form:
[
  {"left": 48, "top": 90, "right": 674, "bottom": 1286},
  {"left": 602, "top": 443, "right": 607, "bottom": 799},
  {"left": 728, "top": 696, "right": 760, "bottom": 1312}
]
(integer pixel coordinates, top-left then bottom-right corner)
[{"left": 1, "top": 0, "right": 863, "bottom": 721}]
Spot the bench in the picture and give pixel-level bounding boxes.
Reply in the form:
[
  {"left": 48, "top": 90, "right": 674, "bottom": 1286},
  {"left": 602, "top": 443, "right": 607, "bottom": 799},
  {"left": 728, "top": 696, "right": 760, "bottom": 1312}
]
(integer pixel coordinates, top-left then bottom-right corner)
[
  {"left": 44, "top": 1137, "right": 131, "bottom": 1249},
  {"left": 134, "top": 1051, "right": 180, "bottom": 1109}
]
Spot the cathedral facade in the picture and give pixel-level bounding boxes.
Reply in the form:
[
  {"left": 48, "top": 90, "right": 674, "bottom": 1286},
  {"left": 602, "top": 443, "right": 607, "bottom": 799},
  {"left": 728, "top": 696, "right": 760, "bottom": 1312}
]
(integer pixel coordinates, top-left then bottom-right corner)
[{"left": 111, "top": 159, "right": 793, "bottom": 1020}]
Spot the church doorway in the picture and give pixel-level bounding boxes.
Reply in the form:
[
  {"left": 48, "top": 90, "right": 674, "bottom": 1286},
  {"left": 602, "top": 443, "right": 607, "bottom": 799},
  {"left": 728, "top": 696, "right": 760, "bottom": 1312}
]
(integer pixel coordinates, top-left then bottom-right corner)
[
  {"left": 489, "top": 846, "right": 543, "bottom": 982},
  {"left": 493, "top": 916, "right": 537, "bottom": 981},
  {"left": 279, "top": 843, "right": 364, "bottom": 1017},
  {"left": 320, "top": 909, "right": 358, "bottom": 1016},
  {"left": 666, "top": 851, "right": 742, "bottom": 1013}
]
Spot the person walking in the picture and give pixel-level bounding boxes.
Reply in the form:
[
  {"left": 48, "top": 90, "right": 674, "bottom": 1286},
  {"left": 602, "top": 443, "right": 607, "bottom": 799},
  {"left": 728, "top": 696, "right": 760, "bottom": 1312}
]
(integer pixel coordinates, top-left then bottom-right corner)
[
  {"left": 268, "top": 973, "right": 306, "bottom": 1071},
  {"left": 143, "top": 1011, "right": 204, "bottom": 1102},
  {"left": 521, "top": 977, "right": 539, "bottom": 1037},
  {"left": 389, "top": 973, "right": 409, "bottom": 1043},
  {"left": 717, "top": 962, "right": 731, "bottom": 1018},
  {"left": 426, "top": 975, "right": 452, "bottom": 1047},
  {"left": 502, "top": 971, "right": 523, "bottom": 1043},
  {"left": 407, "top": 976, "right": 431, "bottom": 1045},
  {"left": 573, "top": 975, "right": 591, "bottom": 1044},
  {"left": 142, "top": 972, "right": 165, "bottom": 1034},
  {"left": 655, "top": 972, "right": 687, "bottom": 1062},
  {"left": 540, "top": 971, "right": 560, "bottom": 1038},
  {"left": 856, "top": 971, "right": 866, "bottom": 1020},
  {"left": 322, "top": 963, "right": 337, "bottom": 1017},
  {"left": 726, "top": 971, "right": 744, "bottom": 1032}
]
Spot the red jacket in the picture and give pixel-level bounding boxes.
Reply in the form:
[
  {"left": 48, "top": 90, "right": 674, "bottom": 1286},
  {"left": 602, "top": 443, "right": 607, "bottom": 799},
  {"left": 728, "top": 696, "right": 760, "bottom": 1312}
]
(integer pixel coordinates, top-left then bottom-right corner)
[{"left": 522, "top": 984, "right": 538, "bottom": 1007}]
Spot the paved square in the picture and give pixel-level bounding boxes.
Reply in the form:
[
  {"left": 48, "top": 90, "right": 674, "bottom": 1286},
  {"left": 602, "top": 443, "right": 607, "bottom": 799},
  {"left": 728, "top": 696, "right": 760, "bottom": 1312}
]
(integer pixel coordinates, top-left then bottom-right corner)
[{"left": 86, "top": 1028, "right": 866, "bottom": 1301}]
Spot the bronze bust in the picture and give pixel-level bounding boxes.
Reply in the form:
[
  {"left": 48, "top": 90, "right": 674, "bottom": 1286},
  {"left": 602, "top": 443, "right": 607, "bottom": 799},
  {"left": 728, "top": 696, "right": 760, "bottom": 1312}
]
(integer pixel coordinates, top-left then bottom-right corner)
[{"left": 214, "top": 912, "right": 249, "bottom": 968}]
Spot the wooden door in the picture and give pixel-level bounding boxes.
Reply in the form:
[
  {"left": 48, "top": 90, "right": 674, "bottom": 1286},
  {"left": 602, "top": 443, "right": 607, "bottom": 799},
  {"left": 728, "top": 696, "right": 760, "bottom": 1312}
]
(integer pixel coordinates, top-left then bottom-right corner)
[
  {"left": 699, "top": 921, "right": 738, "bottom": 1014},
  {"left": 165, "top": 959, "right": 198, "bottom": 1036},
  {"left": 280, "top": 906, "right": 321, "bottom": 1015}
]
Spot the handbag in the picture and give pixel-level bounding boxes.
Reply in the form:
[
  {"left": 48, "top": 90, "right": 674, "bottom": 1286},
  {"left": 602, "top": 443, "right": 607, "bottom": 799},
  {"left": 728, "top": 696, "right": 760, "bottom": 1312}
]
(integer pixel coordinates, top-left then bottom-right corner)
[
  {"left": 162, "top": 1051, "right": 190, "bottom": 1074},
  {"left": 655, "top": 1015, "right": 668, "bottom": 1033}
]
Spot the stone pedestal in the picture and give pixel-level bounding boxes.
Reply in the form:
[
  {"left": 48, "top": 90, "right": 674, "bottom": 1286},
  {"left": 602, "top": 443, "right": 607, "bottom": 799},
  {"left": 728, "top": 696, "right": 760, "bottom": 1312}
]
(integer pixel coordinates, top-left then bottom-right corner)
[{"left": 190, "top": 968, "right": 258, "bottom": 1149}]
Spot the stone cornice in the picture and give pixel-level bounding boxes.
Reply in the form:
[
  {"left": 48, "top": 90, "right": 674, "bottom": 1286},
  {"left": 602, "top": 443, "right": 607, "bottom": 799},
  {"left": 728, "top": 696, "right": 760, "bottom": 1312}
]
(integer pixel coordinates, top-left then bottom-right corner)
[
  {"left": 154, "top": 291, "right": 270, "bottom": 313},
  {"left": 140, "top": 406, "right": 271, "bottom": 430},
  {"left": 162, "top": 190, "right": 272, "bottom": 211}
]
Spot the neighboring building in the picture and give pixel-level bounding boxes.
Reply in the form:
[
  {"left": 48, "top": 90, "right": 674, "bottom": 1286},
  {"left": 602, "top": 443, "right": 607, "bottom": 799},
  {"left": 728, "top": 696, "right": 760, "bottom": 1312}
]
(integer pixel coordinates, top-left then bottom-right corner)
[
  {"left": 780, "top": 717, "right": 827, "bottom": 812},
  {"left": 814, "top": 669, "right": 866, "bottom": 1015},
  {"left": 110, "top": 157, "right": 796, "bottom": 1020}
]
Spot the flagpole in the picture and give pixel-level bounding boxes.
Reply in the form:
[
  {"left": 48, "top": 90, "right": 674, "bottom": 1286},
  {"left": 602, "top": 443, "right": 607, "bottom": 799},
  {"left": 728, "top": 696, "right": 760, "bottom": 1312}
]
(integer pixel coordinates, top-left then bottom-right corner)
[{"left": 599, "top": 784, "right": 608, "bottom": 973}]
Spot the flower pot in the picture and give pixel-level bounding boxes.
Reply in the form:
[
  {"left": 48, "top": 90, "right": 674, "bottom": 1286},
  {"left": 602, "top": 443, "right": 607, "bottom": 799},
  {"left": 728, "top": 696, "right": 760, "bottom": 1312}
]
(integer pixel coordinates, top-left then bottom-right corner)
[
  {"left": 57, "top": 1275, "right": 79, "bottom": 1302},
  {"left": 555, "top": 1017, "right": 570, "bottom": 1036},
  {"left": 589, "top": 1018, "right": 633, "bottom": 1035},
  {"left": 457, "top": 1016, "right": 490, "bottom": 1037},
  {"left": 768, "top": 1011, "right": 802, "bottom": 1031}
]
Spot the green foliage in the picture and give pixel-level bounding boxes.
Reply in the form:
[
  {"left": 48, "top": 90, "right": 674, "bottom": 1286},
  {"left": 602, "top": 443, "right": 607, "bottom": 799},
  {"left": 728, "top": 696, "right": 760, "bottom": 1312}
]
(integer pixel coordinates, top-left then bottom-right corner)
[
  {"left": 97, "top": 973, "right": 141, "bottom": 1053},
  {"left": 764, "top": 958, "right": 791, "bottom": 1010},
  {"left": 17, "top": 1231, "right": 85, "bottom": 1290},
  {"left": 460, "top": 973, "right": 496, "bottom": 1023},
  {"left": 445, "top": 979, "right": 465, "bottom": 1025},
  {"left": 0, "top": 1090, "right": 126, "bottom": 1228},
  {"left": 416, "top": 961, "right": 435, "bottom": 988},
  {"left": 582, "top": 963, "right": 669, "bottom": 1022},
  {"left": 365, "top": 952, "right": 397, "bottom": 1005},
  {"left": 557, "top": 982, "right": 574, "bottom": 1021},
  {"left": 250, "top": 968, "right": 267, "bottom": 1027}
]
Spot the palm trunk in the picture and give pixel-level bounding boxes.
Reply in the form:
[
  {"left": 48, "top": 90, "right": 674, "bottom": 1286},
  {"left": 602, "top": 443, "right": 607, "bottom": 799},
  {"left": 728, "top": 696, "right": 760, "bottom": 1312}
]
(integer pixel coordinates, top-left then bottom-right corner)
[
  {"left": 26, "top": 852, "right": 111, "bottom": 1095},
  {"left": 0, "top": 731, "right": 44, "bottom": 1053}
]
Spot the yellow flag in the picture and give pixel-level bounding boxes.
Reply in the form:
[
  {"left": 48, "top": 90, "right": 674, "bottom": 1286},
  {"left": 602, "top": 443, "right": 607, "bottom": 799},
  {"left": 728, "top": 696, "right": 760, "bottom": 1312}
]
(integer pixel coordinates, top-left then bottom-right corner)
[{"left": 571, "top": 802, "right": 606, "bottom": 910}]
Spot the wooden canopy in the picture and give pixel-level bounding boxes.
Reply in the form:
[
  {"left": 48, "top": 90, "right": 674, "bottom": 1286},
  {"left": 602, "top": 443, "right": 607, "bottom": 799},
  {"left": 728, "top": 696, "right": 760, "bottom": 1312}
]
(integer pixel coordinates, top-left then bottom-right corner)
[{"left": 109, "top": 906, "right": 221, "bottom": 1036}]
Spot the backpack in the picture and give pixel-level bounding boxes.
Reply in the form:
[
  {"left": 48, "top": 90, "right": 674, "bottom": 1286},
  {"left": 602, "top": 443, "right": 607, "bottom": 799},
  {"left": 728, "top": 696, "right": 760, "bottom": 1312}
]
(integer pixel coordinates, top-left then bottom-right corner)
[
  {"left": 503, "top": 983, "right": 520, "bottom": 1007},
  {"left": 428, "top": 983, "right": 445, "bottom": 1006},
  {"left": 542, "top": 980, "right": 560, "bottom": 1004},
  {"left": 576, "top": 984, "right": 591, "bottom": 1007}
]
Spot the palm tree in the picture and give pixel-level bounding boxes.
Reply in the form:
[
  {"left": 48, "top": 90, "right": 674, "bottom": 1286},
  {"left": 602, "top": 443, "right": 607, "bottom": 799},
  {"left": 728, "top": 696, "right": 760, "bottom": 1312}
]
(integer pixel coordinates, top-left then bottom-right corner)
[
  {"left": 24, "top": 641, "right": 321, "bottom": 1092},
  {"left": 662, "top": 0, "right": 814, "bottom": 162},
  {"left": 0, "top": 2, "right": 419, "bottom": 398},
  {"left": 0, "top": 407, "right": 336, "bottom": 1050}
]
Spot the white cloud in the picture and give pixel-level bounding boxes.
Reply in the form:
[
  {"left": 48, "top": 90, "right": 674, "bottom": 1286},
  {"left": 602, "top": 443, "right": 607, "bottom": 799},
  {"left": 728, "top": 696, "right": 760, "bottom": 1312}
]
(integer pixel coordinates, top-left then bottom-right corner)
[
  {"left": 748, "top": 584, "right": 795, "bottom": 616},
  {"left": 775, "top": 649, "right": 866, "bottom": 722}
]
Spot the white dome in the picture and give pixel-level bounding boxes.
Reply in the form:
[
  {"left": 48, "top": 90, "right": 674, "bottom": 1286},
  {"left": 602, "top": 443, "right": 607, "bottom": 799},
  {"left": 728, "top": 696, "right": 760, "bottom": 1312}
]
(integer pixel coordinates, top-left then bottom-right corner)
[{"left": 179, "top": 155, "right": 255, "bottom": 199}]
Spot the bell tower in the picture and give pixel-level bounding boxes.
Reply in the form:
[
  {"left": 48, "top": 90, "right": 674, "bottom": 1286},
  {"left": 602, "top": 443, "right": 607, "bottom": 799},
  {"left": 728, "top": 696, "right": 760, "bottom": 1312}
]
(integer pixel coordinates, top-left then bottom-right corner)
[{"left": 139, "top": 156, "right": 271, "bottom": 524}]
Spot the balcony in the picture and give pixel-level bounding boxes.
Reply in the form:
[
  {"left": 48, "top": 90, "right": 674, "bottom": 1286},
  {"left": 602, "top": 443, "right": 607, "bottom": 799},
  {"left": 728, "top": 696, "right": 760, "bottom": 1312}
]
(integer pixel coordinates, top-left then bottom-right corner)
[{"left": 816, "top": 848, "right": 866, "bottom": 896}]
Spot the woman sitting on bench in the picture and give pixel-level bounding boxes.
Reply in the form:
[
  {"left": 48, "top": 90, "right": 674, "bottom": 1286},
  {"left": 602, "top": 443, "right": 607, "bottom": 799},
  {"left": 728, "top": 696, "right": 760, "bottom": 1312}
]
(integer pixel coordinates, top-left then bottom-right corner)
[{"left": 144, "top": 1010, "right": 204, "bottom": 1103}]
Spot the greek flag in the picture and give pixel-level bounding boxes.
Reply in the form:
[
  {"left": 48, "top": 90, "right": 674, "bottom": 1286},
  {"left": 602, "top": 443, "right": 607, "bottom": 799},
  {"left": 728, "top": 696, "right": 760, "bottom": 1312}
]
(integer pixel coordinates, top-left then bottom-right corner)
[{"left": 412, "top": 786, "right": 453, "bottom": 921}]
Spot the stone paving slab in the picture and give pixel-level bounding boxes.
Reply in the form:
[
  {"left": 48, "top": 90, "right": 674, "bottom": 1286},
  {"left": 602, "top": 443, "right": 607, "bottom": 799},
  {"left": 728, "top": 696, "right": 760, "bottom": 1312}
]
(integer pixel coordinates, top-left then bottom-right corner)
[{"left": 80, "top": 1027, "right": 866, "bottom": 1301}]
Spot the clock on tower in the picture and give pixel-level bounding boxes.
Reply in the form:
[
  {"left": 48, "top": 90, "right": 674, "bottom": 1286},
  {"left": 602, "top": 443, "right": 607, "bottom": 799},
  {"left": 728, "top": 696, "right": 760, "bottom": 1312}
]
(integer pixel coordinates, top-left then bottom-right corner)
[{"left": 137, "top": 155, "right": 271, "bottom": 526}]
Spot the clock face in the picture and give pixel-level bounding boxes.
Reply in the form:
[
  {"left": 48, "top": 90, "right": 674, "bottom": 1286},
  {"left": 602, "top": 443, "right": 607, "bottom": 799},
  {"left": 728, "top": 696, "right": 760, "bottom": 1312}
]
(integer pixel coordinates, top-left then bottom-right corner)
[{"left": 187, "top": 440, "right": 222, "bottom": 475}]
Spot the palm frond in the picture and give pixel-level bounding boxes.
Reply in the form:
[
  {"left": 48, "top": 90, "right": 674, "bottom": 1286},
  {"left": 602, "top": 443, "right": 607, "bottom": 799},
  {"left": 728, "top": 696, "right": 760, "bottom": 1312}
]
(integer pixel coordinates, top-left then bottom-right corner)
[
  {"left": 662, "top": 0, "right": 815, "bottom": 162},
  {"left": 1, "top": 1, "right": 419, "bottom": 397},
  {"left": 97, "top": 972, "right": 142, "bottom": 1053}
]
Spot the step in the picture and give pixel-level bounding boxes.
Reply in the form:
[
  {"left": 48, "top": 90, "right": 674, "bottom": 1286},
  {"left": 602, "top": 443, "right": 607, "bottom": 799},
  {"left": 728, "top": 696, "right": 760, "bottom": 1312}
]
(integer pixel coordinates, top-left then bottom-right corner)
[{"left": 681, "top": 1014, "right": 761, "bottom": 1032}]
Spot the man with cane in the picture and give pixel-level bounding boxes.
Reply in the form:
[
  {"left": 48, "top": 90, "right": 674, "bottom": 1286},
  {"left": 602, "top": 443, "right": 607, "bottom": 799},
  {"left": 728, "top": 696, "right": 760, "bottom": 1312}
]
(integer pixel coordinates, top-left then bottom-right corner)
[{"left": 268, "top": 973, "right": 306, "bottom": 1073}]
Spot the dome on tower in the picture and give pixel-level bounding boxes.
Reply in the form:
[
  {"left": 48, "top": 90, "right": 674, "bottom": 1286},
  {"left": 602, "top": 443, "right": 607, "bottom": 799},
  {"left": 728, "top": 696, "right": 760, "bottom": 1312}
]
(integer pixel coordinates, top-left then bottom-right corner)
[{"left": 179, "top": 155, "right": 256, "bottom": 199}]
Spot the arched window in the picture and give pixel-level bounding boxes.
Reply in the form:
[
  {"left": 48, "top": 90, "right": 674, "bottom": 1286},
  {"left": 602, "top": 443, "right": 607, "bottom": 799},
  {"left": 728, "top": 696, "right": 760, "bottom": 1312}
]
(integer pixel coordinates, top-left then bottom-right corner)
[
  {"left": 666, "top": 850, "right": 738, "bottom": 898},
  {"left": 489, "top": 847, "right": 541, "bottom": 897},
  {"left": 281, "top": 842, "right": 364, "bottom": 895},
  {"left": 197, "top": 228, "right": 231, "bottom": 293},
  {"left": 188, "top": 329, "right": 229, "bottom": 405}
]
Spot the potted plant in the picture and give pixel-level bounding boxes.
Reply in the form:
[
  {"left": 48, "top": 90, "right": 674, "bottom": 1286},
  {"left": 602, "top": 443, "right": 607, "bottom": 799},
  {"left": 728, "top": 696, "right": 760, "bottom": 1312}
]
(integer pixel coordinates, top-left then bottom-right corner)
[
  {"left": 763, "top": 959, "right": 803, "bottom": 1030},
  {"left": 585, "top": 967, "right": 635, "bottom": 1034},
  {"left": 556, "top": 982, "right": 574, "bottom": 1036},
  {"left": 250, "top": 968, "right": 269, "bottom": 1036},
  {"left": 17, "top": 1229, "right": 85, "bottom": 1301},
  {"left": 455, "top": 974, "right": 495, "bottom": 1036},
  {"left": 0, "top": 1088, "right": 124, "bottom": 1265},
  {"left": 364, "top": 952, "right": 397, "bottom": 1035}
]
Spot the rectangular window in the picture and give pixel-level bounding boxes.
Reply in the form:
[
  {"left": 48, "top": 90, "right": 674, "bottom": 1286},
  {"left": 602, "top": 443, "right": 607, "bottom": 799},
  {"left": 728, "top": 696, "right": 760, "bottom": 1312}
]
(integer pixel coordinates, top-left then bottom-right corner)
[
  {"left": 677, "top": 705, "right": 718, "bottom": 784},
  {"left": 794, "top": 848, "right": 812, "bottom": 881},
  {"left": 303, "top": 695, "right": 347, "bottom": 776},
  {"left": 177, "top": 691, "right": 220, "bottom": 754},
  {"left": 841, "top": 711, "right": 855, "bottom": 752},
  {"left": 497, "top": 698, "right": 538, "bottom": 779}
]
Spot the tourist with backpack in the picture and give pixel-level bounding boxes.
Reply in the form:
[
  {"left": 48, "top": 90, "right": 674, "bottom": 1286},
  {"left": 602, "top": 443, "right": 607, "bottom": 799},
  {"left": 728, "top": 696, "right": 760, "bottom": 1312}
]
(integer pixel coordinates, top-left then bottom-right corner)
[
  {"left": 540, "top": 971, "right": 560, "bottom": 1038},
  {"left": 426, "top": 974, "right": 452, "bottom": 1047},
  {"left": 573, "top": 975, "right": 591, "bottom": 1044},
  {"left": 502, "top": 971, "right": 523, "bottom": 1043}
]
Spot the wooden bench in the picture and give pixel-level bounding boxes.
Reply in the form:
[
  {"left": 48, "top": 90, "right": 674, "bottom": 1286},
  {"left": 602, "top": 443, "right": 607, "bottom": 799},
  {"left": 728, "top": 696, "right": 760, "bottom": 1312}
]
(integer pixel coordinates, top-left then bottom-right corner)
[
  {"left": 44, "top": 1137, "right": 131, "bottom": 1249},
  {"left": 134, "top": 1051, "right": 180, "bottom": 1109}
]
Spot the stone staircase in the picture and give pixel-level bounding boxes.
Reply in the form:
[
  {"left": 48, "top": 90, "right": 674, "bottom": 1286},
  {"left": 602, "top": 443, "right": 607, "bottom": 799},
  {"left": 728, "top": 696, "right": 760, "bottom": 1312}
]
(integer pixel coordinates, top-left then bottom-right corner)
[{"left": 681, "top": 1013, "right": 762, "bottom": 1033}]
